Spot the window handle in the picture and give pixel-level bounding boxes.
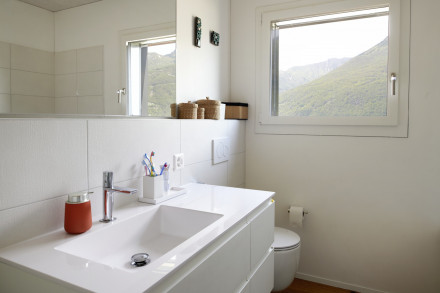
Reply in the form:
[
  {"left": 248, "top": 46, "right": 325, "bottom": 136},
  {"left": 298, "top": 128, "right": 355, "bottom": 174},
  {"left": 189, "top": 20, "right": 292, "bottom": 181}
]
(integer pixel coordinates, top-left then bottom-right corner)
[
  {"left": 390, "top": 73, "right": 397, "bottom": 96},
  {"left": 117, "top": 88, "right": 126, "bottom": 103}
]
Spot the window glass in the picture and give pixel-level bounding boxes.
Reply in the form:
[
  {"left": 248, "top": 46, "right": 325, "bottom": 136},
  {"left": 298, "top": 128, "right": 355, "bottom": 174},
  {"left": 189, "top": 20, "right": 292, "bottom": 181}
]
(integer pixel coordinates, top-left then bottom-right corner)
[
  {"left": 272, "top": 7, "right": 389, "bottom": 117},
  {"left": 127, "top": 36, "right": 176, "bottom": 117}
]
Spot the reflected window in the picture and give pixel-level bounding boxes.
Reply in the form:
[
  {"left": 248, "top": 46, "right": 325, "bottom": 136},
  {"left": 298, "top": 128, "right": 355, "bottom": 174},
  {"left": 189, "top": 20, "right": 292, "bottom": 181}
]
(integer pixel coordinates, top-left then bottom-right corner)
[{"left": 127, "top": 36, "right": 176, "bottom": 116}]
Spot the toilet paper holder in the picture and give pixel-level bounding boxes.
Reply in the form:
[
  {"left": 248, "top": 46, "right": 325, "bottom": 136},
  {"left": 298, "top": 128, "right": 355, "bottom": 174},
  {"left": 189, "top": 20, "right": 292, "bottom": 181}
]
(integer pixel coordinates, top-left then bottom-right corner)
[{"left": 288, "top": 207, "right": 309, "bottom": 216}]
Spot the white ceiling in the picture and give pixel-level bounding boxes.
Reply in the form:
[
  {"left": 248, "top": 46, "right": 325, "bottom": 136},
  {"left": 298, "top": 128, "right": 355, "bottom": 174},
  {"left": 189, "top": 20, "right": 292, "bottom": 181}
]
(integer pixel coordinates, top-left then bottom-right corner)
[{"left": 16, "top": 0, "right": 102, "bottom": 12}]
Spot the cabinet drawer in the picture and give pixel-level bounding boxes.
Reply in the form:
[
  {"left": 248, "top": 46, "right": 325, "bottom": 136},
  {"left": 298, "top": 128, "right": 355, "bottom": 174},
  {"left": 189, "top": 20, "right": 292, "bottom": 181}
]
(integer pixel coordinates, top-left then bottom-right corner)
[
  {"left": 168, "top": 224, "right": 251, "bottom": 293},
  {"left": 250, "top": 200, "right": 274, "bottom": 269},
  {"left": 249, "top": 249, "right": 274, "bottom": 293}
]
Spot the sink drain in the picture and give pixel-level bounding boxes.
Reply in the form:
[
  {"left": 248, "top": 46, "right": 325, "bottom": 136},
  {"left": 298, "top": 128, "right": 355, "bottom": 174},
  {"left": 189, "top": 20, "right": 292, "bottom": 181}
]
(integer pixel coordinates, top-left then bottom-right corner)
[{"left": 131, "top": 253, "right": 151, "bottom": 267}]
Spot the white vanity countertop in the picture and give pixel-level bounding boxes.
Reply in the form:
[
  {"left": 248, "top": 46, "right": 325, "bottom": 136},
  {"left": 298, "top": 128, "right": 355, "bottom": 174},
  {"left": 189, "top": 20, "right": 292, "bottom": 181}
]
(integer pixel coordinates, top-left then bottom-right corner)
[{"left": 0, "top": 183, "right": 274, "bottom": 293}]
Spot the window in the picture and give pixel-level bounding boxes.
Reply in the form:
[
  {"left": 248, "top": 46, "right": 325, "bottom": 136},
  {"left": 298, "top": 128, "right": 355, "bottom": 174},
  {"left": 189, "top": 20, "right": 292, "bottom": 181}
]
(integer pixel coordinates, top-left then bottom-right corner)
[
  {"left": 256, "top": 0, "right": 410, "bottom": 137},
  {"left": 127, "top": 36, "right": 176, "bottom": 116},
  {"left": 119, "top": 23, "right": 176, "bottom": 117}
]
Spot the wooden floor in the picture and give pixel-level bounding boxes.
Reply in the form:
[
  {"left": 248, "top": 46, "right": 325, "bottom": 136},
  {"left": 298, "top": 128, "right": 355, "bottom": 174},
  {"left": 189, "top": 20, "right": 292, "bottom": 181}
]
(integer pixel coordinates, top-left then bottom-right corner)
[{"left": 273, "top": 278, "right": 359, "bottom": 293}]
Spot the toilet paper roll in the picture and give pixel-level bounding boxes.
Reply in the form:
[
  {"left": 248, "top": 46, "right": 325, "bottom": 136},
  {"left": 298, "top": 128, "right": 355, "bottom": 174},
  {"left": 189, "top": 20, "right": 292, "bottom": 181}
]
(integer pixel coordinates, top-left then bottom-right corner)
[{"left": 289, "top": 206, "right": 304, "bottom": 227}]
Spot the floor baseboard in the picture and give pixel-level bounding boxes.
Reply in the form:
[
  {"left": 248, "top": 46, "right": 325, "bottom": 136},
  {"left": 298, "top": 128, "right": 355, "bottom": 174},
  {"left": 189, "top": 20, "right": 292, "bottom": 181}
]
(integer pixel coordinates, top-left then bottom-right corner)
[{"left": 295, "top": 272, "right": 390, "bottom": 293}]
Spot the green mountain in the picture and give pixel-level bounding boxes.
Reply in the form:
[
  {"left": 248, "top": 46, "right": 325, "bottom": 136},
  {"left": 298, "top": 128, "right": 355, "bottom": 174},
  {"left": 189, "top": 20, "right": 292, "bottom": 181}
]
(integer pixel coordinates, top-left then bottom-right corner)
[
  {"left": 279, "top": 57, "right": 350, "bottom": 92},
  {"left": 144, "top": 50, "right": 176, "bottom": 117},
  {"left": 278, "top": 38, "right": 388, "bottom": 117}
]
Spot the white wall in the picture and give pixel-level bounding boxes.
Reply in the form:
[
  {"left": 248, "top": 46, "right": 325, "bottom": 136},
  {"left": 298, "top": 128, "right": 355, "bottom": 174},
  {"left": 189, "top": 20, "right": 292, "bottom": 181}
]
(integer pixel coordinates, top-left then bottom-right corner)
[
  {"left": 176, "top": 0, "right": 230, "bottom": 103},
  {"left": 231, "top": 0, "right": 440, "bottom": 293},
  {"left": 0, "top": 1, "right": 55, "bottom": 114},
  {"left": 0, "top": 0, "right": 53, "bottom": 51}
]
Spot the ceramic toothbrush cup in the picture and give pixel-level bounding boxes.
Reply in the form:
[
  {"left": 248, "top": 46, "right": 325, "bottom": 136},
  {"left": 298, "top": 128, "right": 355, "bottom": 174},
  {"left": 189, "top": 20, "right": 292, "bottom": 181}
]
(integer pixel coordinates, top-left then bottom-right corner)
[{"left": 142, "top": 175, "right": 164, "bottom": 199}]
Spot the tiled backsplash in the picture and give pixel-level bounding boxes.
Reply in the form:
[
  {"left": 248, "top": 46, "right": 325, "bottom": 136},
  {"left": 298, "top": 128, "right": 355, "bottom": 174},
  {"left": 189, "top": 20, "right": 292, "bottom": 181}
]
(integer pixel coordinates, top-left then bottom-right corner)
[
  {"left": 55, "top": 46, "right": 104, "bottom": 114},
  {"left": 0, "top": 42, "right": 54, "bottom": 114},
  {"left": 0, "top": 118, "right": 245, "bottom": 248},
  {"left": 0, "top": 42, "right": 103, "bottom": 115}
]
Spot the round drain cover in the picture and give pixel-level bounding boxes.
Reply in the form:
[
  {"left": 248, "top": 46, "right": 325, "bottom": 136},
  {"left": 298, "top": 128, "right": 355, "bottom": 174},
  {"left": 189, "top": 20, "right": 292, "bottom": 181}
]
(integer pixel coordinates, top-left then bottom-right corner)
[{"left": 131, "top": 253, "right": 151, "bottom": 267}]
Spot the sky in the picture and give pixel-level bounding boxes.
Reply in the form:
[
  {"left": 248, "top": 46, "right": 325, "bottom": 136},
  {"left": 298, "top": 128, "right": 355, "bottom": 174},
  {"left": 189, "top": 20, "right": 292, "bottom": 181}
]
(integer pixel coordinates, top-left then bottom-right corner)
[
  {"left": 149, "top": 43, "right": 175, "bottom": 55},
  {"left": 278, "top": 15, "right": 388, "bottom": 70}
]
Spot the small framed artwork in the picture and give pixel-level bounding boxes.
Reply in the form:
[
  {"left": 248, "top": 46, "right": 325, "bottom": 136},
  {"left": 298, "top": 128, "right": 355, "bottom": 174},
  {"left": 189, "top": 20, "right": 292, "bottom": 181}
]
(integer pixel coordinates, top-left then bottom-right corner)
[
  {"left": 195, "top": 17, "right": 202, "bottom": 47},
  {"left": 210, "top": 31, "right": 220, "bottom": 46}
]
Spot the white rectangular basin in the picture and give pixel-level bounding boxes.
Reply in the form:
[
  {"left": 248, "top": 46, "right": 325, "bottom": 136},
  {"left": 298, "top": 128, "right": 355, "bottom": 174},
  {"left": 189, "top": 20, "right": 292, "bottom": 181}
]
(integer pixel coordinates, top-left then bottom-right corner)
[{"left": 55, "top": 205, "right": 223, "bottom": 271}]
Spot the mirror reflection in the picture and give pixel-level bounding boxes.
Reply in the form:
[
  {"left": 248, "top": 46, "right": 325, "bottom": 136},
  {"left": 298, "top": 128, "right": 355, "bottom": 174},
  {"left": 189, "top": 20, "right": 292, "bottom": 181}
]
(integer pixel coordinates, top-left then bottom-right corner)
[
  {"left": 0, "top": 0, "right": 176, "bottom": 117},
  {"left": 124, "top": 32, "right": 176, "bottom": 117}
]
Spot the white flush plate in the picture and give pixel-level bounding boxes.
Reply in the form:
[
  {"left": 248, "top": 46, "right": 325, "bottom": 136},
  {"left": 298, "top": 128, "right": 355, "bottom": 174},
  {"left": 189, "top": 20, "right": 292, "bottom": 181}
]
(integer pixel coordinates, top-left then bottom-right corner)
[{"left": 212, "top": 137, "right": 230, "bottom": 164}]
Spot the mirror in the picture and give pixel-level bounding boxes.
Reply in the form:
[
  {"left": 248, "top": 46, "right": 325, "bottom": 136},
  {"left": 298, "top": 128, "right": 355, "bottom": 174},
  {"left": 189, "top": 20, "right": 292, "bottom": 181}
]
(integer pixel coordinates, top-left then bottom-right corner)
[{"left": 0, "top": 0, "right": 176, "bottom": 117}]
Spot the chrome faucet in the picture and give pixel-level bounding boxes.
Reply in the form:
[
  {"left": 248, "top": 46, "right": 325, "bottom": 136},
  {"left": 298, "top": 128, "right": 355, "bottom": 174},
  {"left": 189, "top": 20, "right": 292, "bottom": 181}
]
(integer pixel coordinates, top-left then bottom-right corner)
[{"left": 100, "top": 171, "right": 137, "bottom": 222}]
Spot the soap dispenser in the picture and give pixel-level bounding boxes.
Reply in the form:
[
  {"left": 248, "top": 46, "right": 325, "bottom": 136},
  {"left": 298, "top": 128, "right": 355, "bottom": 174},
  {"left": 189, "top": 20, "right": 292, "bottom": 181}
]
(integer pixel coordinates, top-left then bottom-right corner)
[{"left": 64, "top": 192, "right": 92, "bottom": 234}]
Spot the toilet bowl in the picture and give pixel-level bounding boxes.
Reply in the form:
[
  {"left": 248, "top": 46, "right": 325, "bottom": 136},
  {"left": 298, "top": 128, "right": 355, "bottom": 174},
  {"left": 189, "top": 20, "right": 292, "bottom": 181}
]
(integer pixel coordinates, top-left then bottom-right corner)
[{"left": 272, "top": 227, "right": 301, "bottom": 292}]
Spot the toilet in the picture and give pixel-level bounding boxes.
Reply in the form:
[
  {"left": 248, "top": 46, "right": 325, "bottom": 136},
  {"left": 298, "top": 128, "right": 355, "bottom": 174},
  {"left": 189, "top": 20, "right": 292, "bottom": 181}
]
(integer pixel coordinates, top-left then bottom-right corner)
[{"left": 272, "top": 227, "right": 301, "bottom": 292}]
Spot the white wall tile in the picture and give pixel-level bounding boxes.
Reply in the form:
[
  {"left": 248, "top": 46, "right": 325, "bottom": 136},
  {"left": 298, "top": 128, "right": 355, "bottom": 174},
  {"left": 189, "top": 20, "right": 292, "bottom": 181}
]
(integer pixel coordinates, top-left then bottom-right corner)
[
  {"left": 77, "top": 46, "right": 103, "bottom": 73},
  {"left": 181, "top": 160, "right": 228, "bottom": 186},
  {"left": 55, "top": 50, "right": 76, "bottom": 74},
  {"left": 55, "top": 74, "right": 76, "bottom": 97},
  {"left": 0, "top": 68, "right": 10, "bottom": 94},
  {"left": 87, "top": 119, "right": 181, "bottom": 189},
  {"left": 0, "top": 41, "right": 10, "bottom": 69},
  {"left": 88, "top": 186, "right": 103, "bottom": 222},
  {"left": 78, "top": 96, "right": 104, "bottom": 114},
  {"left": 11, "top": 70, "right": 54, "bottom": 97},
  {"left": 11, "top": 95, "right": 54, "bottom": 114},
  {"left": 0, "top": 118, "right": 247, "bottom": 250},
  {"left": 228, "top": 152, "right": 245, "bottom": 187},
  {"left": 0, "top": 120, "right": 88, "bottom": 210},
  {"left": 0, "top": 94, "right": 11, "bottom": 113},
  {"left": 11, "top": 44, "right": 53, "bottom": 74},
  {"left": 181, "top": 120, "right": 229, "bottom": 165},
  {"left": 0, "top": 195, "right": 67, "bottom": 249},
  {"left": 55, "top": 97, "right": 77, "bottom": 114},
  {"left": 77, "top": 71, "right": 103, "bottom": 96},
  {"left": 228, "top": 120, "right": 246, "bottom": 154}
]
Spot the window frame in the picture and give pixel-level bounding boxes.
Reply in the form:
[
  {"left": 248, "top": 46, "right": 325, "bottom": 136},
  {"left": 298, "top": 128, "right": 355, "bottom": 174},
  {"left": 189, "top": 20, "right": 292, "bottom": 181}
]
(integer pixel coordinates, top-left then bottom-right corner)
[{"left": 255, "top": 0, "right": 410, "bottom": 137}]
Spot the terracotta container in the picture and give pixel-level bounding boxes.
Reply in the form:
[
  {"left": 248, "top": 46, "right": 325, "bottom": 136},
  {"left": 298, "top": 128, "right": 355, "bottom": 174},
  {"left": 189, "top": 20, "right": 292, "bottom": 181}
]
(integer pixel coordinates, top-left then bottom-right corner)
[{"left": 64, "top": 192, "right": 92, "bottom": 234}]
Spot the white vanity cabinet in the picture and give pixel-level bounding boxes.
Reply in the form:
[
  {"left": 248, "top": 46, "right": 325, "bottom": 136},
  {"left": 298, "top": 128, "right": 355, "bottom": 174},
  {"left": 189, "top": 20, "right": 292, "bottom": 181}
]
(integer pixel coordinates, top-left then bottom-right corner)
[{"left": 152, "top": 199, "right": 275, "bottom": 293}]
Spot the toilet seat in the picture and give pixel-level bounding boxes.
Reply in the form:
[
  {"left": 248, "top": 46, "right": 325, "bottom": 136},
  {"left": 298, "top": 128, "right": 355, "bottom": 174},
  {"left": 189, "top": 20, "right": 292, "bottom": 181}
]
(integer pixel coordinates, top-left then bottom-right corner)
[{"left": 273, "top": 227, "right": 300, "bottom": 251}]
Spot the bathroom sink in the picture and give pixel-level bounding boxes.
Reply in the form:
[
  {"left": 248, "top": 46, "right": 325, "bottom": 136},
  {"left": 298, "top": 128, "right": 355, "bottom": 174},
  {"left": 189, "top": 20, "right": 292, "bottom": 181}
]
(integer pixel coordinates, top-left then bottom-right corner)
[{"left": 55, "top": 205, "right": 223, "bottom": 271}]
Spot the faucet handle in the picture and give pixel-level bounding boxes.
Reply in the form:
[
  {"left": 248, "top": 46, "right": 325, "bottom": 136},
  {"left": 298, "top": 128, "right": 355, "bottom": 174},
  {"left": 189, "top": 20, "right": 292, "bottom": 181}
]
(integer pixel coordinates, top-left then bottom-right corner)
[{"left": 103, "top": 171, "right": 113, "bottom": 188}]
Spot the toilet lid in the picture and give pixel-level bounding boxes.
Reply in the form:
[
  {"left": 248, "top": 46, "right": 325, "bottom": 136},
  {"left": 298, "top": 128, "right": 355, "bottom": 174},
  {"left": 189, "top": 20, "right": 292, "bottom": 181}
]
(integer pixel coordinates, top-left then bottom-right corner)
[{"left": 273, "top": 227, "right": 300, "bottom": 250}]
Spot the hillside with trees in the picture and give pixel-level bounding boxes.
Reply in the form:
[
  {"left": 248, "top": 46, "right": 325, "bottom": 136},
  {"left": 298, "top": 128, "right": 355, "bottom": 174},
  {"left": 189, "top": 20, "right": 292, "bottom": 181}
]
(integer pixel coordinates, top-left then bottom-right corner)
[
  {"left": 144, "top": 50, "right": 176, "bottom": 117},
  {"left": 278, "top": 37, "right": 388, "bottom": 117},
  {"left": 279, "top": 57, "right": 350, "bottom": 92}
]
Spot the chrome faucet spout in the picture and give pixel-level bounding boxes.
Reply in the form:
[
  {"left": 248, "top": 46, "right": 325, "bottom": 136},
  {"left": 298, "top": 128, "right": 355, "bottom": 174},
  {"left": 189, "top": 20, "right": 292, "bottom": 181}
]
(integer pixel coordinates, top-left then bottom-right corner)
[{"left": 100, "top": 171, "right": 137, "bottom": 223}]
